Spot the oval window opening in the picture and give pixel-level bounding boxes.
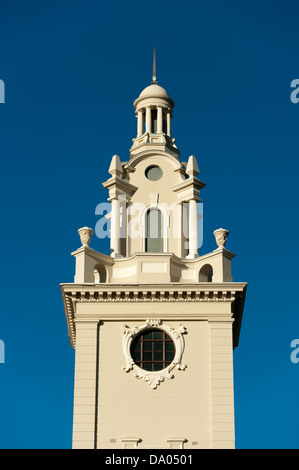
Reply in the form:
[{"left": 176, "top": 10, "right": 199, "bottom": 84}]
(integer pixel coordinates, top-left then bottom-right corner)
[{"left": 145, "top": 165, "right": 163, "bottom": 181}]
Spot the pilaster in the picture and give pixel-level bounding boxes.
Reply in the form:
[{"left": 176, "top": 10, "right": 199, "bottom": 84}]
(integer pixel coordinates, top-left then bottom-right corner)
[
  {"left": 72, "top": 319, "right": 99, "bottom": 449},
  {"left": 209, "top": 320, "right": 235, "bottom": 449}
]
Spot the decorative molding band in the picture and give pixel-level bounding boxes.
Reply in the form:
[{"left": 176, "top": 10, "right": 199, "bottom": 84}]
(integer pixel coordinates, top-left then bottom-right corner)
[
  {"left": 66, "top": 290, "right": 236, "bottom": 302},
  {"left": 122, "top": 319, "right": 187, "bottom": 389},
  {"left": 64, "top": 294, "right": 76, "bottom": 348}
]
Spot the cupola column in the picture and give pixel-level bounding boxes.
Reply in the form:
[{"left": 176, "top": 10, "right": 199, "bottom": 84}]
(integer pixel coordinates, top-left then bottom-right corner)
[
  {"left": 187, "top": 198, "right": 199, "bottom": 258},
  {"left": 166, "top": 109, "right": 171, "bottom": 136},
  {"left": 157, "top": 106, "right": 163, "bottom": 133},
  {"left": 137, "top": 110, "right": 143, "bottom": 137},
  {"left": 110, "top": 197, "right": 121, "bottom": 258},
  {"left": 145, "top": 107, "right": 151, "bottom": 134}
]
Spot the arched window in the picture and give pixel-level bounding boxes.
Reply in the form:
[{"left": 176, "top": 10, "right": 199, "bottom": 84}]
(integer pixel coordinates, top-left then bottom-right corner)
[
  {"left": 198, "top": 264, "right": 213, "bottom": 282},
  {"left": 145, "top": 208, "right": 164, "bottom": 252}
]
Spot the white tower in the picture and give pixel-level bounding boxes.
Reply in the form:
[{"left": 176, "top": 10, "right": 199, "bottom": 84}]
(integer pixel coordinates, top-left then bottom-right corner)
[{"left": 61, "top": 50, "right": 247, "bottom": 449}]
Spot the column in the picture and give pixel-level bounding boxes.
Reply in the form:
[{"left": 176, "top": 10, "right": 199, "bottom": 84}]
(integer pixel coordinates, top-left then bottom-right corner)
[
  {"left": 173, "top": 202, "right": 184, "bottom": 258},
  {"left": 187, "top": 199, "right": 198, "bottom": 258},
  {"left": 119, "top": 194, "right": 127, "bottom": 257},
  {"left": 110, "top": 197, "right": 121, "bottom": 257},
  {"left": 137, "top": 110, "right": 143, "bottom": 137},
  {"left": 145, "top": 107, "right": 151, "bottom": 133},
  {"left": 157, "top": 106, "right": 163, "bottom": 133},
  {"left": 166, "top": 109, "right": 171, "bottom": 136}
]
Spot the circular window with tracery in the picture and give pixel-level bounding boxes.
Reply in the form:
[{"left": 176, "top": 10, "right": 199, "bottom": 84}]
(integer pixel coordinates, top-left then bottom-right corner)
[{"left": 130, "top": 329, "right": 175, "bottom": 372}]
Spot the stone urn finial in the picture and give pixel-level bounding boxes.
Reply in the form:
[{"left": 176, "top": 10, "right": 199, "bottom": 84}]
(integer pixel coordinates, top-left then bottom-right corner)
[
  {"left": 213, "top": 228, "right": 229, "bottom": 248},
  {"left": 78, "top": 226, "right": 94, "bottom": 247}
]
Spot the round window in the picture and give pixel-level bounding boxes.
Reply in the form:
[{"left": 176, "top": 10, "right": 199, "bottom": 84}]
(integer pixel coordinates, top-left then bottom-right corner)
[
  {"left": 145, "top": 165, "right": 163, "bottom": 181},
  {"left": 130, "top": 329, "right": 175, "bottom": 372}
]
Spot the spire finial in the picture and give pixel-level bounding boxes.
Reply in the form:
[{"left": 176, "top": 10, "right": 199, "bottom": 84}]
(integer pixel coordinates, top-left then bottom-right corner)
[{"left": 151, "top": 45, "right": 157, "bottom": 84}]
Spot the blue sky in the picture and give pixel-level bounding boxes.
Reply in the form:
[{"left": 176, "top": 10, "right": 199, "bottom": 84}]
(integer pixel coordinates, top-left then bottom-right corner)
[{"left": 0, "top": 0, "right": 299, "bottom": 449}]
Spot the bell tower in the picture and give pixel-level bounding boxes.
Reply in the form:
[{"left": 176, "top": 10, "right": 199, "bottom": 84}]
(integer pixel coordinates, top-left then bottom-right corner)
[{"left": 61, "top": 49, "right": 247, "bottom": 450}]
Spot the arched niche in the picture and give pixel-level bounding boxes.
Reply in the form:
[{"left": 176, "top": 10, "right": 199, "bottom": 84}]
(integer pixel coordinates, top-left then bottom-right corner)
[
  {"left": 94, "top": 263, "right": 107, "bottom": 283},
  {"left": 198, "top": 264, "right": 213, "bottom": 282}
]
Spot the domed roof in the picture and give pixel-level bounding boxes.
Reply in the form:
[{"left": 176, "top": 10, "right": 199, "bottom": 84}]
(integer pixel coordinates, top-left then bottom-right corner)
[
  {"left": 139, "top": 83, "right": 169, "bottom": 99},
  {"left": 134, "top": 82, "right": 174, "bottom": 109}
]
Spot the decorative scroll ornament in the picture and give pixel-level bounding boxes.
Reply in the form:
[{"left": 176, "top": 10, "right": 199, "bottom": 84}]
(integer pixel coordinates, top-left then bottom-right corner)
[{"left": 122, "top": 319, "right": 187, "bottom": 389}]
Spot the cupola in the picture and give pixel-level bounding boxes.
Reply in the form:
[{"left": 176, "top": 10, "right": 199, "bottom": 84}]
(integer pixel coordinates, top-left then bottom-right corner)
[{"left": 131, "top": 47, "right": 177, "bottom": 154}]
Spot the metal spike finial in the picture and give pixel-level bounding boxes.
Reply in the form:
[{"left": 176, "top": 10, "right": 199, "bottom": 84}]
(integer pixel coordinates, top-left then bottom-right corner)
[{"left": 151, "top": 45, "right": 157, "bottom": 84}]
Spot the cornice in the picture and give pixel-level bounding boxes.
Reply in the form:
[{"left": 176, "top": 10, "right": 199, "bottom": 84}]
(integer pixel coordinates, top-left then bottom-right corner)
[
  {"left": 126, "top": 149, "right": 181, "bottom": 168},
  {"left": 61, "top": 281, "right": 247, "bottom": 292},
  {"left": 102, "top": 175, "right": 138, "bottom": 197},
  {"left": 171, "top": 176, "right": 206, "bottom": 193},
  {"left": 61, "top": 286, "right": 76, "bottom": 349},
  {"left": 60, "top": 282, "right": 247, "bottom": 349}
]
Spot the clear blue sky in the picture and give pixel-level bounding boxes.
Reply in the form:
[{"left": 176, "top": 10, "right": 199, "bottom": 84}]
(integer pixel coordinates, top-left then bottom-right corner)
[{"left": 0, "top": 0, "right": 298, "bottom": 449}]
